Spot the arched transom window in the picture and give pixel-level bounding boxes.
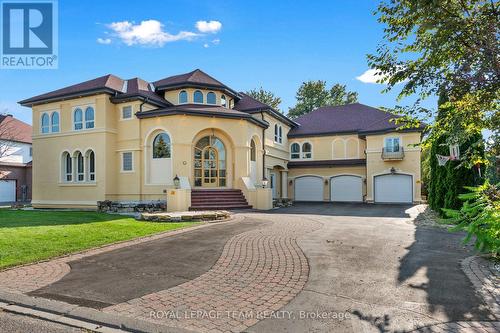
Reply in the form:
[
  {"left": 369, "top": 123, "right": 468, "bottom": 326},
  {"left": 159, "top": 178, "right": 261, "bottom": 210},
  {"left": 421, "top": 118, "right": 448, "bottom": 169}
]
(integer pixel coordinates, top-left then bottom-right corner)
[
  {"left": 153, "top": 133, "right": 171, "bottom": 158},
  {"left": 193, "top": 90, "right": 203, "bottom": 103}
]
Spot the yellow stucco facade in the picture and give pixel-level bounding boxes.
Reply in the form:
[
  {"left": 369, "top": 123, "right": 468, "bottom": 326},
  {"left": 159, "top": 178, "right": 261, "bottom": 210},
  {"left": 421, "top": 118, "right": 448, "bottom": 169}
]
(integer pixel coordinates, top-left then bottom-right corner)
[{"left": 25, "top": 70, "right": 422, "bottom": 209}]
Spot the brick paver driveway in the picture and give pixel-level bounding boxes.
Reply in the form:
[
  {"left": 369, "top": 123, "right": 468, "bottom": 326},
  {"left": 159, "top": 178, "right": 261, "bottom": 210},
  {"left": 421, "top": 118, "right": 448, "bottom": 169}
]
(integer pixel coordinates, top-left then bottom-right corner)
[{"left": 0, "top": 203, "right": 498, "bottom": 332}]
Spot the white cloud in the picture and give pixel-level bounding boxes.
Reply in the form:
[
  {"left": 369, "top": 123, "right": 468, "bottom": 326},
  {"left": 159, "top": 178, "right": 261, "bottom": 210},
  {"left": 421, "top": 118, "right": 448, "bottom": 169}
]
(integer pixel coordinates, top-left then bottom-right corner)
[
  {"left": 212, "top": 38, "right": 220, "bottom": 45},
  {"left": 97, "top": 37, "right": 111, "bottom": 45},
  {"left": 203, "top": 43, "right": 209, "bottom": 48},
  {"left": 107, "top": 20, "right": 199, "bottom": 47},
  {"left": 356, "top": 69, "right": 388, "bottom": 84},
  {"left": 196, "top": 20, "right": 222, "bottom": 33}
]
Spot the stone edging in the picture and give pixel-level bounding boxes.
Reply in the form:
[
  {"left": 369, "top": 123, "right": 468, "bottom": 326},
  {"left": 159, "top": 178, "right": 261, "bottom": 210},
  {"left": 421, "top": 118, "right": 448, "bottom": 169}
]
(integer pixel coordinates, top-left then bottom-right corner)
[{"left": 461, "top": 255, "right": 500, "bottom": 319}]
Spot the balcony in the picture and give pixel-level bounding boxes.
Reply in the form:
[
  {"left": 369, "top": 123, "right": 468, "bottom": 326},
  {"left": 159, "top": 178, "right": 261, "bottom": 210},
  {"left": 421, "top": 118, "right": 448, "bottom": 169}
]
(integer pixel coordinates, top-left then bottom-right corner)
[{"left": 381, "top": 147, "right": 405, "bottom": 160}]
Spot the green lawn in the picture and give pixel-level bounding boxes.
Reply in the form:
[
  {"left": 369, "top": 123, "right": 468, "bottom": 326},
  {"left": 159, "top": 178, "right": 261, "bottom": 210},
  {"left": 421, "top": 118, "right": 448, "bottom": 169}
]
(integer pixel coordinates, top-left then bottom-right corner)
[{"left": 0, "top": 210, "right": 196, "bottom": 269}]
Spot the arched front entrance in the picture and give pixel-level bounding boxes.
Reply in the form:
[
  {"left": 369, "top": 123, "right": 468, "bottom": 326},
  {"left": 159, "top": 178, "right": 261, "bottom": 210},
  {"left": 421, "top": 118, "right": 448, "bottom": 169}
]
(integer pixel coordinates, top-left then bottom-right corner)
[{"left": 194, "top": 135, "right": 227, "bottom": 187}]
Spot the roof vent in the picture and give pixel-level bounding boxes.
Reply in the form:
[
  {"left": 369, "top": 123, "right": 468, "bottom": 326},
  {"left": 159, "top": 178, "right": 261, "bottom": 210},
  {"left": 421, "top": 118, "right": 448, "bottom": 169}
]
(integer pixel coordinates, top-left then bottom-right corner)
[{"left": 122, "top": 80, "right": 128, "bottom": 93}]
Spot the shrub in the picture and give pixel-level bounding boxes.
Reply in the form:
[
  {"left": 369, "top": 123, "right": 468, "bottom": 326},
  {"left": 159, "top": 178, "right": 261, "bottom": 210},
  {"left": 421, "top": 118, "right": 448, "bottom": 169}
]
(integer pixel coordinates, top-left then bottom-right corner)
[{"left": 443, "top": 181, "right": 500, "bottom": 256}]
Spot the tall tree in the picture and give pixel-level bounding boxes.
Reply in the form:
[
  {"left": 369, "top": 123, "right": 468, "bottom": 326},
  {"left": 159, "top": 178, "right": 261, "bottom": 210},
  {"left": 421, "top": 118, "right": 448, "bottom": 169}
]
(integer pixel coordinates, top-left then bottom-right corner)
[
  {"left": 368, "top": 0, "right": 499, "bottom": 165},
  {"left": 288, "top": 81, "right": 358, "bottom": 118},
  {"left": 245, "top": 87, "right": 282, "bottom": 112}
]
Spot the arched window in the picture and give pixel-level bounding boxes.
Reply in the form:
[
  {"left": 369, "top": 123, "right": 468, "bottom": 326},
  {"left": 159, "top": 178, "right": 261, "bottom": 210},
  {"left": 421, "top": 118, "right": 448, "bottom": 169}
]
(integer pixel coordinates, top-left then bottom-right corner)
[
  {"left": 207, "top": 92, "right": 216, "bottom": 104},
  {"left": 250, "top": 139, "right": 256, "bottom": 161},
  {"left": 179, "top": 90, "right": 188, "bottom": 104},
  {"left": 291, "top": 143, "right": 300, "bottom": 159},
  {"left": 75, "top": 151, "right": 84, "bottom": 181},
  {"left": 74, "top": 108, "right": 83, "bottom": 130},
  {"left": 85, "top": 107, "right": 94, "bottom": 129},
  {"left": 41, "top": 113, "right": 49, "bottom": 133},
  {"left": 221, "top": 95, "right": 226, "bottom": 107},
  {"left": 153, "top": 133, "right": 171, "bottom": 158},
  {"left": 62, "top": 152, "right": 72, "bottom": 181},
  {"left": 51, "top": 112, "right": 59, "bottom": 132},
  {"left": 274, "top": 124, "right": 282, "bottom": 143},
  {"left": 302, "top": 142, "right": 312, "bottom": 159},
  {"left": 193, "top": 90, "right": 203, "bottom": 103},
  {"left": 86, "top": 150, "right": 95, "bottom": 181}
]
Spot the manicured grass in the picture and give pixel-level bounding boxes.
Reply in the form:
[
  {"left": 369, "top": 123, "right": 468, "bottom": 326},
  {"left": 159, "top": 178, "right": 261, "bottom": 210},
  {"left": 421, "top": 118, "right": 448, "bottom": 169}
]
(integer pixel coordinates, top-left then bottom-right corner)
[{"left": 0, "top": 209, "right": 196, "bottom": 269}]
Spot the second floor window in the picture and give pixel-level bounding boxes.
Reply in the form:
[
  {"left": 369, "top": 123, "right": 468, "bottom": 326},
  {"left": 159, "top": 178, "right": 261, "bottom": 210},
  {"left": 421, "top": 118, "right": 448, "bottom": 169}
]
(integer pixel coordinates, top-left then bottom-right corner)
[
  {"left": 221, "top": 95, "right": 226, "bottom": 107},
  {"left": 179, "top": 90, "right": 188, "bottom": 104},
  {"left": 85, "top": 107, "right": 94, "bottom": 129},
  {"left": 302, "top": 142, "right": 312, "bottom": 159},
  {"left": 291, "top": 143, "right": 300, "bottom": 159},
  {"left": 207, "top": 92, "right": 216, "bottom": 104},
  {"left": 74, "top": 108, "right": 83, "bottom": 130},
  {"left": 194, "top": 90, "right": 203, "bottom": 103},
  {"left": 385, "top": 137, "right": 400, "bottom": 152},
  {"left": 51, "top": 112, "right": 59, "bottom": 132},
  {"left": 41, "top": 113, "right": 49, "bottom": 133},
  {"left": 122, "top": 106, "right": 132, "bottom": 119},
  {"left": 274, "top": 124, "right": 283, "bottom": 143}
]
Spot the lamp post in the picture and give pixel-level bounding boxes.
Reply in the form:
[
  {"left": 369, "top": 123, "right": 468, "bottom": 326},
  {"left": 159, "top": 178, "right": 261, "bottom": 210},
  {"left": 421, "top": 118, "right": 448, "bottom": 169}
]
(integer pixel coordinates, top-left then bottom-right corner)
[
  {"left": 173, "top": 175, "right": 180, "bottom": 189},
  {"left": 262, "top": 177, "right": 269, "bottom": 188}
]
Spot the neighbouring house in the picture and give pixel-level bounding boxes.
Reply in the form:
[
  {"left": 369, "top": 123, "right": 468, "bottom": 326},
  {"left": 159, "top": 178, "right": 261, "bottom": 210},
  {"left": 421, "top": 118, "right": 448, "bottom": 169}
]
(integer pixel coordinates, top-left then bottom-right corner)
[
  {"left": 0, "top": 114, "right": 32, "bottom": 203},
  {"left": 19, "top": 69, "right": 423, "bottom": 210}
]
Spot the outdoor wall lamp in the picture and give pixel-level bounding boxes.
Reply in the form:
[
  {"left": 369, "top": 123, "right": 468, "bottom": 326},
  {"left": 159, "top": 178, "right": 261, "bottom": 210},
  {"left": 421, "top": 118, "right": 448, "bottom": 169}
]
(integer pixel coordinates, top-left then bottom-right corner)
[
  {"left": 262, "top": 177, "right": 269, "bottom": 188},
  {"left": 173, "top": 175, "right": 180, "bottom": 189},
  {"left": 390, "top": 167, "right": 396, "bottom": 174}
]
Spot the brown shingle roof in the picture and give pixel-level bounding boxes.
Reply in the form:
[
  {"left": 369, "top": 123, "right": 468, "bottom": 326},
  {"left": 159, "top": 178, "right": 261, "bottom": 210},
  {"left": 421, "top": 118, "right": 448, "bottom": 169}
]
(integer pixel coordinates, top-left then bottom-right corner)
[
  {"left": 234, "top": 93, "right": 298, "bottom": 127},
  {"left": 0, "top": 115, "right": 32, "bottom": 144},
  {"left": 111, "top": 77, "right": 171, "bottom": 107},
  {"left": 288, "top": 103, "right": 424, "bottom": 137},
  {"left": 19, "top": 74, "right": 125, "bottom": 106}
]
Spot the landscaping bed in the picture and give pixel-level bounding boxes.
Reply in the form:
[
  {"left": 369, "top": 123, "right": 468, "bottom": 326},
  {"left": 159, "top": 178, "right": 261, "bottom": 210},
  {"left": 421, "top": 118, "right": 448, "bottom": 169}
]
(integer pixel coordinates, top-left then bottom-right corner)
[{"left": 0, "top": 209, "right": 196, "bottom": 269}]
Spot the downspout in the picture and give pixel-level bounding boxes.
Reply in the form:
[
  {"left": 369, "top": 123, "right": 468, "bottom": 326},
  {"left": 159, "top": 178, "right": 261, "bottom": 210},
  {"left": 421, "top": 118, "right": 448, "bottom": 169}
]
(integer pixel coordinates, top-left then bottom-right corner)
[
  {"left": 261, "top": 111, "right": 266, "bottom": 182},
  {"left": 138, "top": 98, "right": 149, "bottom": 201}
]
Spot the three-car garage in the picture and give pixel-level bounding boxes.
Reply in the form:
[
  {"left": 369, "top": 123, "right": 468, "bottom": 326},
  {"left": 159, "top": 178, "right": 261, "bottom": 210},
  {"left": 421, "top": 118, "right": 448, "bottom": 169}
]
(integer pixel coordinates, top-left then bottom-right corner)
[{"left": 293, "top": 173, "right": 413, "bottom": 204}]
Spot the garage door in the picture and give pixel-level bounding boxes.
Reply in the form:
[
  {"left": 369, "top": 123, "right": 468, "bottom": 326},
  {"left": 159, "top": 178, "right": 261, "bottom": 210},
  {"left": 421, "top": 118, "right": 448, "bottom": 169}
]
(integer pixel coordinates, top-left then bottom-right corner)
[
  {"left": 374, "top": 174, "right": 412, "bottom": 203},
  {"left": 330, "top": 175, "right": 362, "bottom": 202},
  {"left": 294, "top": 176, "right": 323, "bottom": 201},
  {"left": 0, "top": 180, "right": 16, "bottom": 202}
]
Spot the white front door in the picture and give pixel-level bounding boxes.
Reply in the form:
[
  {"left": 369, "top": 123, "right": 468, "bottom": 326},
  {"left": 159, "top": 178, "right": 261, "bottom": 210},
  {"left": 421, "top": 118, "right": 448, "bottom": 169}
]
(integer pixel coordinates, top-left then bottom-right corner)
[
  {"left": 330, "top": 175, "right": 363, "bottom": 202},
  {"left": 0, "top": 180, "right": 16, "bottom": 202},
  {"left": 270, "top": 172, "right": 277, "bottom": 198},
  {"left": 374, "top": 174, "right": 413, "bottom": 203},
  {"left": 294, "top": 176, "right": 323, "bottom": 201}
]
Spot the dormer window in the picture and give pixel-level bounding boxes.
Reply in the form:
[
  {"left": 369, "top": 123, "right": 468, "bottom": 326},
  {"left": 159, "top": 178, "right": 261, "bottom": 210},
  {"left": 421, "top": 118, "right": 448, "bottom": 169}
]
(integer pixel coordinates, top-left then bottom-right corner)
[
  {"left": 194, "top": 90, "right": 203, "bottom": 103},
  {"left": 207, "top": 92, "right": 216, "bottom": 105},
  {"left": 221, "top": 95, "right": 227, "bottom": 108},
  {"left": 179, "top": 90, "right": 187, "bottom": 104}
]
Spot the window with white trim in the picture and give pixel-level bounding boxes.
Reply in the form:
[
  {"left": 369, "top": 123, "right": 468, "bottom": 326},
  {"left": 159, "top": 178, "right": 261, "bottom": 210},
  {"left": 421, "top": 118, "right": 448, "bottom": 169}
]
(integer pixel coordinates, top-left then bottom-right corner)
[
  {"left": 85, "top": 107, "right": 95, "bottom": 129},
  {"left": 274, "top": 124, "right": 282, "bottom": 143},
  {"left": 41, "top": 113, "right": 49, "bottom": 133},
  {"left": 193, "top": 90, "right": 203, "bottom": 103},
  {"left": 74, "top": 108, "right": 83, "bottom": 130},
  {"left": 384, "top": 137, "right": 400, "bottom": 152},
  {"left": 179, "top": 90, "right": 188, "bottom": 104},
  {"left": 302, "top": 142, "right": 312, "bottom": 159},
  {"left": 122, "top": 152, "right": 133, "bottom": 172},
  {"left": 221, "top": 95, "right": 226, "bottom": 107},
  {"left": 153, "top": 133, "right": 171, "bottom": 158},
  {"left": 76, "top": 151, "right": 84, "bottom": 181},
  {"left": 51, "top": 112, "right": 59, "bottom": 132},
  {"left": 122, "top": 106, "right": 132, "bottom": 119},
  {"left": 290, "top": 143, "right": 300, "bottom": 159},
  {"left": 207, "top": 92, "right": 216, "bottom": 104},
  {"left": 63, "top": 152, "right": 72, "bottom": 182},
  {"left": 87, "top": 150, "right": 95, "bottom": 181}
]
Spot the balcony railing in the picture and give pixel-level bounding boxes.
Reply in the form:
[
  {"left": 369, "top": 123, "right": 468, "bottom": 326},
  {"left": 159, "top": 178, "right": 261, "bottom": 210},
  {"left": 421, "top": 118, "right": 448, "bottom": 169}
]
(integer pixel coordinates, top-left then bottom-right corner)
[{"left": 381, "top": 147, "right": 405, "bottom": 160}]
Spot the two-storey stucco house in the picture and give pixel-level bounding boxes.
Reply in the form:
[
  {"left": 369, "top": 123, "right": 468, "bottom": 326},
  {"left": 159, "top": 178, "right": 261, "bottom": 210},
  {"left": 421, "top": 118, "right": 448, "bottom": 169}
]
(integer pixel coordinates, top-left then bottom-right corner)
[{"left": 19, "top": 69, "right": 423, "bottom": 210}]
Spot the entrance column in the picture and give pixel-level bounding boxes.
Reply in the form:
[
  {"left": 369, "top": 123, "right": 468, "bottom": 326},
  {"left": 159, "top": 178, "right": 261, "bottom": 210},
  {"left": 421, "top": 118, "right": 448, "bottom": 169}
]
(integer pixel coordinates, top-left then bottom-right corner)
[{"left": 281, "top": 171, "right": 288, "bottom": 199}]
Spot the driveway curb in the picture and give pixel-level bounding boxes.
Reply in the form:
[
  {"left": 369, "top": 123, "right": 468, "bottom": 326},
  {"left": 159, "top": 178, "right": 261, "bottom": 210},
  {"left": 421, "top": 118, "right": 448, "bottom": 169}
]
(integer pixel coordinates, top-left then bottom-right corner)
[{"left": 0, "top": 289, "right": 193, "bottom": 333}]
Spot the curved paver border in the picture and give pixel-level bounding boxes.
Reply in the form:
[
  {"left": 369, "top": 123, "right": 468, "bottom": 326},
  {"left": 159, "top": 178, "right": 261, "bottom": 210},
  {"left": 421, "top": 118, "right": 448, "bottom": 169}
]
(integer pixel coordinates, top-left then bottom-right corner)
[
  {"left": 104, "top": 215, "right": 323, "bottom": 333},
  {"left": 0, "top": 215, "right": 244, "bottom": 294}
]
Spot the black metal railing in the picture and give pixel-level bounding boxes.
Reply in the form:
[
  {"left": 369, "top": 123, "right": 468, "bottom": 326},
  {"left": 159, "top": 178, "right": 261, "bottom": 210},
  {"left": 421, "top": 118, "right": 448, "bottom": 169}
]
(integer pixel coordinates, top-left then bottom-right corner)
[{"left": 381, "top": 147, "right": 405, "bottom": 160}]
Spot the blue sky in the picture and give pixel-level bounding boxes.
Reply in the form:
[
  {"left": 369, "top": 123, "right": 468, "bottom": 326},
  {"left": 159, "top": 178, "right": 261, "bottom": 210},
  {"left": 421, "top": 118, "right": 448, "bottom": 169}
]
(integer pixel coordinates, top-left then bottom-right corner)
[{"left": 0, "top": 0, "right": 438, "bottom": 124}]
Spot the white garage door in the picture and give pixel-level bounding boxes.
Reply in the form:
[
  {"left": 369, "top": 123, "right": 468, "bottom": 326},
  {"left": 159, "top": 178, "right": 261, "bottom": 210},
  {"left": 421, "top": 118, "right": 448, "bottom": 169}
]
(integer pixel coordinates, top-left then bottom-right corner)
[
  {"left": 375, "top": 174, "right": 413, "bottom": 203},
  {"left": 0, "top": 180, "right": 16, "bottom": 202},
  {"left": 295, "top": 176, "right": 323, "bottom": 201},
  {"left": 330, "top": 176, "right": 363, "bottom": 202}
]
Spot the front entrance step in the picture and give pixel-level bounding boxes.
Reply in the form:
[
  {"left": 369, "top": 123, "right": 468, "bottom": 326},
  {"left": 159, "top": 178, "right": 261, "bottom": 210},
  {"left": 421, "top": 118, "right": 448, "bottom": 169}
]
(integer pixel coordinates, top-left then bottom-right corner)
[{"left": 190, "top": 189, "right": 252, "bottom": 210}]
